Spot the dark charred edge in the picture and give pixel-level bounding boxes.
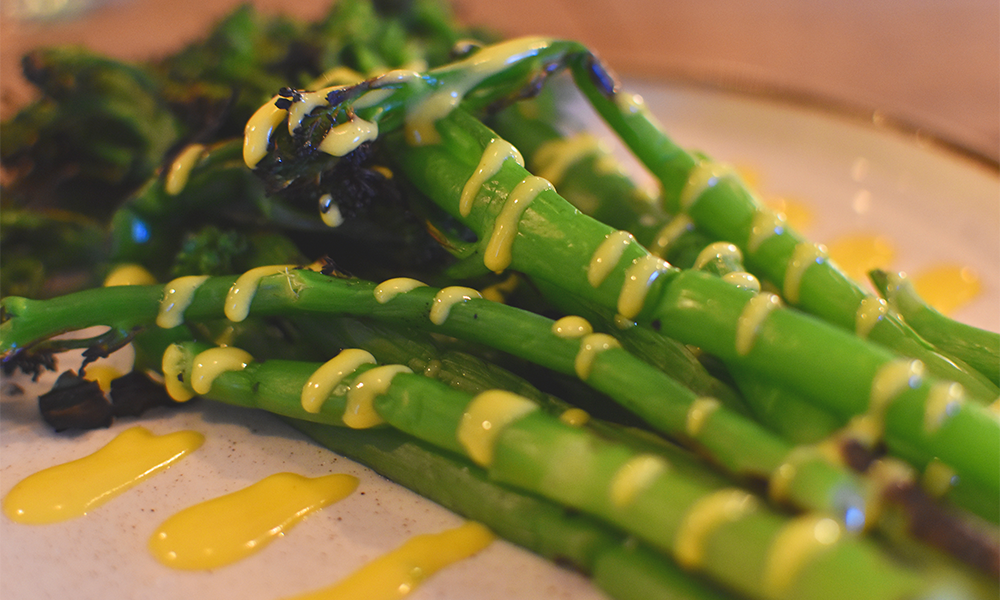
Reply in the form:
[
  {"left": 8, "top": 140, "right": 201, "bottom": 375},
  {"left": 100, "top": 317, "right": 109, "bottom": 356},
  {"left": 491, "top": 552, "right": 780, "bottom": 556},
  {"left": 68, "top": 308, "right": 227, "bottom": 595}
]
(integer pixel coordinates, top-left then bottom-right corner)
[
  {"left": 484, "top": 60, "right": 566, "bottom": 116},
  {"left": 316, "top": 255, "right": 352, "bottom": 279},
  {"left": 1, "top": 347, "right": 57, "bottom": 381},
  {"left": 885, "top": 481, "right": 1000, "bottom": 579},
  {"left": 108, "top": 370, "right": 185, "bottom": 418},
  {"left": 838, "top": 437, "right": 1000, "bottom": 578},
  {"left": 38, "top": 371, "right": 113, "bottom": 431},
  {"left": 586, "top": 53, "right": 620, "bottom": 99},
  {"left": 79, "top": 327, "right": 139, "bottom": 372},
  {"left": 840, "top": 437, "right": 879, "bottom": 472}
]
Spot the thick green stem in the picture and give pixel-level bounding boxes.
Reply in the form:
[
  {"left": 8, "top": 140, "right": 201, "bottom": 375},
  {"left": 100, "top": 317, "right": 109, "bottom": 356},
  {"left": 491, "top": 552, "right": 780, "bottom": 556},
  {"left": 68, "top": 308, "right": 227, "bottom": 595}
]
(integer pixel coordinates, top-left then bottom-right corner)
[
  {"left": 1, "top": 273, "right": 871, "bottom": 524},
  {"left": 289, "top": 420, "right": 732, "bottom": 600},
  {"left": 381, "top": 109, "right": 999, "bottom": 504},
  {"left": 870, "top": 270, "right": 1000, "bottom": 387}
]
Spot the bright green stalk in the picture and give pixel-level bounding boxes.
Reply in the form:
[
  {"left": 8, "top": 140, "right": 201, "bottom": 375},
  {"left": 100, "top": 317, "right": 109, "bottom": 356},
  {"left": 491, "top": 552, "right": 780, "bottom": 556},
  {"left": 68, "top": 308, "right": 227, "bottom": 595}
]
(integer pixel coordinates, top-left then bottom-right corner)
[
  {"left": 289, "top": 420, "right": 734, "bottom": 600},
  {"left": 377, "top": 107, "right": 999, "bottom": 503},
  {"left": 565, "top": 60, "right": 998, "bottom": 401},
  {"left": 252, "top": 35, "right": 994, "bottom": 399},
  {"left": 173, "top": 341, "right": 971, "bottom": 600},
  {"left": 0, "top": 273, "right": 872, "bottom": 524},
  {"left": 870, "top": 269, "right": 1000, "bottom": 387}
]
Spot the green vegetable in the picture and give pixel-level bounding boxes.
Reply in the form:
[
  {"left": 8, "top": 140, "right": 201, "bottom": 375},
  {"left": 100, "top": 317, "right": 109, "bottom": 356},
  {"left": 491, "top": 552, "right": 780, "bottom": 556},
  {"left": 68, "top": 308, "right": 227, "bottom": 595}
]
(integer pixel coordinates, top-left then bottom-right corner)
[{"left": 2, "top": 3, "right": 998, "bottom": 598}]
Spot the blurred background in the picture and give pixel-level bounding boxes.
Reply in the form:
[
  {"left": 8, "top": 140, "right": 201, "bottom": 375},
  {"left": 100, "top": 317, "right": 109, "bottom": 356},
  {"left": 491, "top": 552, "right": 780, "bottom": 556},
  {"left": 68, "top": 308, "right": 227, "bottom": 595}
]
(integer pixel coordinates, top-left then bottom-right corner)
[{"left": 1, "top": 0, "right": 998, "bottom": 161}]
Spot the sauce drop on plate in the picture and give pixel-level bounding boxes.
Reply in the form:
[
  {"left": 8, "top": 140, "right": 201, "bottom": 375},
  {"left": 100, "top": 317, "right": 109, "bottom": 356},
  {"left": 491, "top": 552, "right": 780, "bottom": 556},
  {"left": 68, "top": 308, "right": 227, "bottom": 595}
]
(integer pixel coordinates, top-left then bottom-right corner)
[
  {"left": 281, "top": 521, "right": 494, "bottom": 600},
  {"left": 825, "top": 233, "right": 895, "bottom": 283},
  {"left": 2, "top": 427, "right": 204, "bottom": 524},
  {"left": 149, "top": 472, "right": 358, "bottom": 570},
  {"left": 913, "top": 264, "right": 981, "bottom": 315}
]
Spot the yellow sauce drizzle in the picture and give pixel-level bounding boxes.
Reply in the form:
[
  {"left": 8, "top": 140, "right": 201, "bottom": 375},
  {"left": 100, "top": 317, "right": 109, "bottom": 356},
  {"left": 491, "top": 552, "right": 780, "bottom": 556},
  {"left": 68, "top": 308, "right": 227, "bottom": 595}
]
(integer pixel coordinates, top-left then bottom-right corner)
[
  {"left": 921, "top": 458, "right": 958, "bottom": 498},
  {"left": 103, "top": 263, "right": 156, "bottom": 287},
  {"left": 617, "top": 255, "right": 670, "bottom": 320},
  {"left": 747, "top": 208, "right": 786, "bottom": 254},
  {"left": 559, "top": 407, "right": 590, "bottom": 427},
  {"left": 608, "top": 454, "right": 669, "bottom": 508},
  {"left": 301, "top": 349, "right": 377, "bottom": 414},
  {"left": 673, "top": 489, "right": 758, "bottom": 569},
  {"left": 190, "top": 347, "right": 253, "bottom": 395},
  {"left": 149, "top": 472, "right": 358, "bottom": 570},
  {"left": 574, "top": 333, "right": 621, "bottom": 380},
  {"left": 913, "top": 264, "right": 982, "bottom": 315},
  {"left": 3, "top": 427, "right": 203, "bottom": 524},
  {"left": 551, "top": 315, "right": 593, "bottom": 339},
  {"left": 157, "top": 275, "right": 211, "bottom": 329},
  {"left": 863, "top": 458, "right": 916, "bottom": 523},
  {"left": 353, "top": 88, "right": 395, "bottom": 110},
  {"left": 783, "top": 243, "right": 827, "bottom": 304},
  {"left": 587, "top": 230, "right": 634, "bottom": 288},
  {"left": 693, "top": 242, "right": 742, "bottom": 270},
  {"left": 649, "top": 214, "right": 693, "bottom": 258},
  {"left": 735, "top": 293, "right": 782, "bottom": 356},
  {"left": 845, "top": 360, "right": 924, "bottom": 447},
  {"left": 854, "top": 297, "right": 888, "bottom": 339},
  {"left": 483, "top": 175, "right": 552, "bottom": 273},
  {"left": 480, "top": 273, "right": 520, "bottom": 303},
  {"left": 768, "top": 446, "right": 826, "bottom": 505},
  {"left": 82, "top": 365, "right": 121, "bottom": 393},
  {"left": 164, "top": 144, "right": 205, "bottom": 196},
  {"left": 243, "top": 96, "right": 286, "bottom": 168},
  {"left": 721, "top": 271, "right": 761, "bottom": 292},
  {"left": 281, "top": 522, "right": 495, "bottom": 600},
  {"left": 318, "top": 194, "right": 344, "bottom": 228},
  {"left": 406, "top": 37, "right": 551, "bottom": 145},
  {"left": 287, "top": 88, "right": 341, "bottom": 133},
  {"left": 318, "top": 118, "right": 379, "bottom": 157},
  {"left": 374, "top": 278, "right": 428, "bottom": 303},
  {"left": 614, "top": 92, "right": 649, "bottom": 116},
  {"left": 826, "top": 233, "right": 895, "bottom": 283},
  {"left": 869, "top": 359, "right": 923, "bottom": 424},
  {"left": 762, "top": 515, "right": 842, "bottom": 598},
  {"left": 162, "top": 344, "right": 195, "bottom": 401},
  {"left": 923, "top": 381, "right": 964, "bottom": 434},
  {"left": 460, "top": 138, "right": 524, "bottom": 217},
  {"left": 344, "top": 365, "right": 412, "bottom": 428},
  {"left": 309, "top": 66, "right": 364, "bottom": 88},
  {"left": 531, "top": 133, "right": 601, "bottom": 185},
  {"left": 429, "top": 286, "right": 482, "bottom": 325},
  {"left": 679, "top": 161, "right": 735, "bottom": 211},
  {"left": 225, "top": 265, "right": 294, "bottom": 322},
  {"left": 457, "top": 390, "right": 538, "bottom": 467},
  {"left": 685, "top": 397, "right": 721, "bottom": 438}
]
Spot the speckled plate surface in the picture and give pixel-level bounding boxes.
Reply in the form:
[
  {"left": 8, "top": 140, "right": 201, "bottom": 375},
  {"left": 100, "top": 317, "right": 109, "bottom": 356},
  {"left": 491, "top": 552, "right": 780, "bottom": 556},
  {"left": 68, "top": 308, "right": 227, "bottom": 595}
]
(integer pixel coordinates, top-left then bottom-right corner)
[{"left": 2, "top": 78, "right": 998, "bottom": 600}]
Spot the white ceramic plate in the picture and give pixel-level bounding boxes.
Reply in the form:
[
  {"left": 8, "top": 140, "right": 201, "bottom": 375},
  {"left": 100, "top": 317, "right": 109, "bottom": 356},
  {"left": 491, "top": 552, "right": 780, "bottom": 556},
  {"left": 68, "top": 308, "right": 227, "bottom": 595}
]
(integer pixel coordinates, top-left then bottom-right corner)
[{"left": 2, "top": 78, "right": 998, "bottom": 600}]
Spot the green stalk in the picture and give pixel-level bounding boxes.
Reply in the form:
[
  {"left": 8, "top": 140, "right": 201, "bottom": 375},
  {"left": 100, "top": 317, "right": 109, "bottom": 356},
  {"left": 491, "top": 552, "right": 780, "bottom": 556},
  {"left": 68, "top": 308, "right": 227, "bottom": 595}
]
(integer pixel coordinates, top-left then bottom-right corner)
[
  {"left": 289, "top": 420, "right": 733, "bottom": 600},
  {"left": 870, "top": 270, "right": 1000, "bottom": 387},
  {"left": 0, "top": 274, "right": 868, "bottom": 524},
  {"left": 566, "top": 59, "right": 998, "bottom": 401},
  {"left": 163, "top": 340, "right": 969, "bottom": 600},
  {"left": 377, "top": 108, "right": 998, "bottom": 503},
  {"left": 253, "top": 35, "right": 994, "bottom": 399}
]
